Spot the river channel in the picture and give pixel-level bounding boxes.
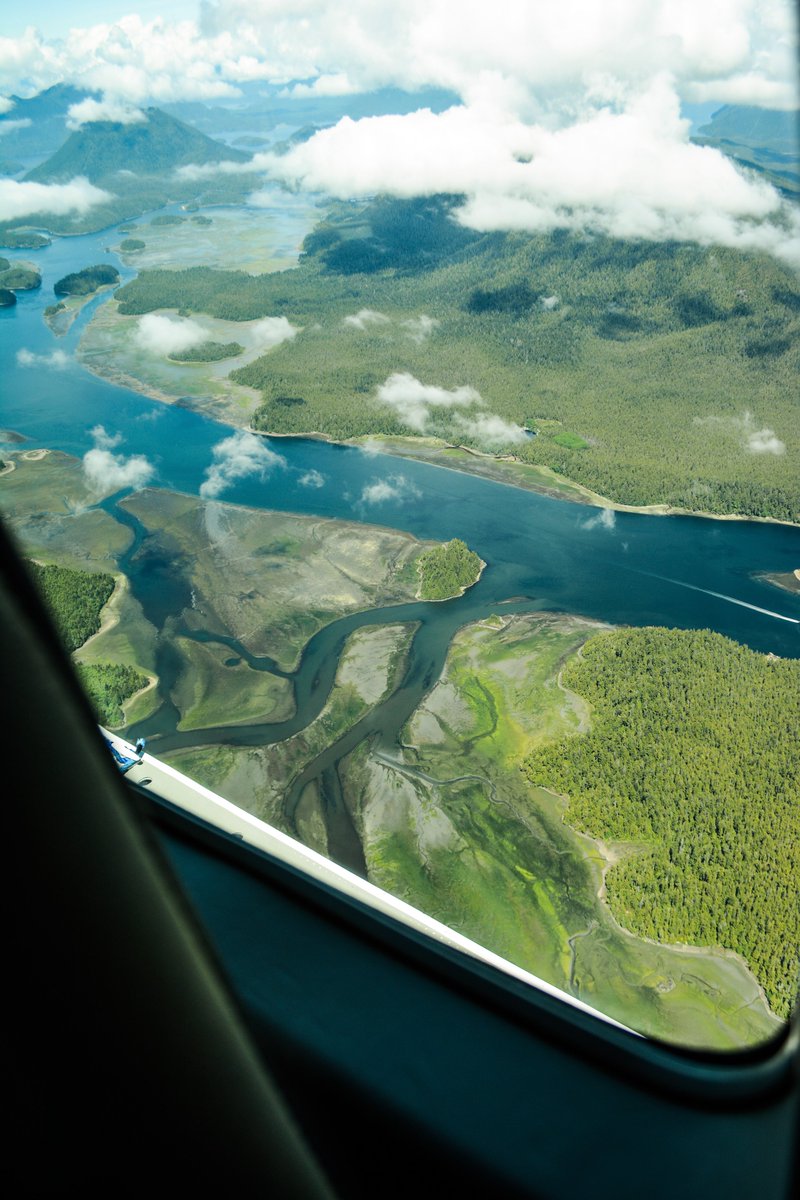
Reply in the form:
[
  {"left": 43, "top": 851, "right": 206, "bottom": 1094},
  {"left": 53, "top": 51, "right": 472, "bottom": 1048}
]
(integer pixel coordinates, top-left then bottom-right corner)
[{"left": 1, "top": 206, "right": 799, "bottom": 870}]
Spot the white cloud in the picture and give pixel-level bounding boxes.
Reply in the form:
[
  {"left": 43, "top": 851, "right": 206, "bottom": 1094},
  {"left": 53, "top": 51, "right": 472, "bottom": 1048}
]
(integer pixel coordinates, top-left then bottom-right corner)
[
  {"left": 250, "top": 316, "right": 299, "bottom": 349},
  {"left": 453, "top": 412, "right": 528, "bottom": 447},
  {"left": 375, "top": 372, "right": 482, "bottom": 432},
  {"left": 402, "top": 314, "right": 439, "bottom": 343},
  {"left": 176, "top": 158, "right": 258, "bottom": 181},
  {"left": 360, "top": 473, "right": 422, "bottom": 504},
  {"left": 16, "top": 348, "right": 70, "bottom": 369},
  {"left": 82, "top": 424, "right": 154, "bottom": 494},
  {"left": 201, "top": 1, "right": 798, "bottom": 111},
  {"left": 0, "top": 96, "right": 16, "bottom": 114},
  {"left": 0, "top": 177, "right": 112, "bottom": 222},
  {"left": 200, "top": 430, "right": 286, "bottom": 498},
  {"left": 2, "top": 3, "right": 796, "bottom": 115},
  {"left": 66, "top": 97, "right": 147, "bottom": 129},
  {"left": 746, "top": 427, "right": 786, "bottom": 455},
  {"left": 265, "top": 75, "right": 800, "bottom": 268},
  {"left": 695, "top": 409, "right": 788, "bottom": 456},
  {"left": 0, "top": 117, "right": 30, "bottom": 136},
  {"left": 581, "top": 507, "right": 617, "bottom": 531},
  {"left": 134, "top": 313, "right": 207, "bottom": 356},
  {"left": 343, "top": 308, "right": 390, "bottom": 330},
  {"left": 373, "top": 371, "right": 527, "bottom": 447},
  {"left": 1, "top": 3, "right": 797, "bottom": 265},
  {"left": 286, "top": 73, "right": 358, "bottom": 98},
  {"left": 298, "top": 468, "right": 326, "bottom": 488}
]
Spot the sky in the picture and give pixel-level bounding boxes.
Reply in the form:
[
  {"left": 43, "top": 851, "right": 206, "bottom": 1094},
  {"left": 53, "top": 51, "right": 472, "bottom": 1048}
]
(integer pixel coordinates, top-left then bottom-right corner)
[{"left": 1, "top": 2, "right": 798, "bottom": 265}]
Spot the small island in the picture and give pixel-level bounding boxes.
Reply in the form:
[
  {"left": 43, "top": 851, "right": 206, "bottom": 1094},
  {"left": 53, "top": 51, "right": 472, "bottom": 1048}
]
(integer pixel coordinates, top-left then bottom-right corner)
[
  {"left": 54, "top": 264, "right": 120, "bottom": 297},
  {"left": 120, "top": 238, "right": 145, "bottom": 252},
  {"left": 44, "top": 264, "right": 121, "bottom": 336},
  {"left": 28, "top": 559, "right": 148, "bottom": 727},
  {"left": 417, "top": 537, "right": 484, "bottom": 600},
  {"left": 168, "top": 340, "right": 245, "bottom": 363},
  {"left": 0, "top": 262, "right": 42, "bottom": 291}
]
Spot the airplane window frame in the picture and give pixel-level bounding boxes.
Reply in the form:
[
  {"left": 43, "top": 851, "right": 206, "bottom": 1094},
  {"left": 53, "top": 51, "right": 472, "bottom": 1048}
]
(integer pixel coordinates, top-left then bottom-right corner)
[{"left": 127, "top": 762, "right": 800, "bottom": 1109}]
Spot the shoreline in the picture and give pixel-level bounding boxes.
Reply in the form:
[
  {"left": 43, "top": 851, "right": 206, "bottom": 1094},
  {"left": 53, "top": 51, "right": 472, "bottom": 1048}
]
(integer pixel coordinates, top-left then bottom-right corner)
[
  {"left": 257, "top": 428, "right": 800, "bottom": 530},
  {"left": 539, "top": 782, "right": 783, "bottom": 1026},
  {"left": 414, "top": 554, "right": 487, "bottom": 602},
  {"left": 75, "top": 353, "right": 798, "bottom": 529}
]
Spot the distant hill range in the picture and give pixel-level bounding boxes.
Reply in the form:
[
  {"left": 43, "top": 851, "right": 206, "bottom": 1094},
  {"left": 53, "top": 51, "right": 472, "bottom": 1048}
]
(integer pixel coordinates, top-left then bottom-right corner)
[
  {"left": 692, "top": 105, "right": 799, "bottom": 198},
  {"left": 0, "top": 84, "right": 98, "bottom": 164},
  {"left": 25, "top": 108, "right": 249, "bottom": 185}
]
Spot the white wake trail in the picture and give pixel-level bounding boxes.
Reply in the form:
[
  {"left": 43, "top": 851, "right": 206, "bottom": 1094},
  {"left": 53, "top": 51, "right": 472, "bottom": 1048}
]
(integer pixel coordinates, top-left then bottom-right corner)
[{"left": 643, "top": 572, "right": 799, "bottom": 625}]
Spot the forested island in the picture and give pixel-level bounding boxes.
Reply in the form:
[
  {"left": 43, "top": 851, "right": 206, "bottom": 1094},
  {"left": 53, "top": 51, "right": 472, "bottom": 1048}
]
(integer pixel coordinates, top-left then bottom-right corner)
[
  {"left": 417, "top": 538, "right": 483, "bottom": 599},
  {"left": 54, "top": 264, "right": 120, "bottom": 297},
  {"left": 169, "top": 340, "right": 244, "bottom": 362},
  {"left": 524, "top": 626, "right": 800, "bottom": 1018},
  {"left": 28, "top": 560, "right": 147, "bottom": 726},
  {"left": 0, "top": 262, "right": 41, "bottom": 291}
]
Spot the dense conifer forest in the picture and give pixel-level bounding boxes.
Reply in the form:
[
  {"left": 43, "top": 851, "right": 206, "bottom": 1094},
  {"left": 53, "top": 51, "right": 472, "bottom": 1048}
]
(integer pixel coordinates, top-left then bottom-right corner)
[
  {"left": 113, "top": 196, "right": 800, "bottom": 522},
  {"left": 54, "top": 264, "right": 119, "bottom": 296},
  {"left": 30, "top": 561, "right": 115, "bottom": 651},
  {"left": 76, "top": 661, "right": 149, "bottom": 728},
  {"left": 28, "top": 561, "right": 147, "bottom": 726},
  {"left": 523, "top": 627, "right": 800, "bottom": 1018},
  {"left": 169, "top": 340, "right": 244, "bottom": 362},
  {"left": 417, "top": 538, "right": 483, "bottom": 599}
]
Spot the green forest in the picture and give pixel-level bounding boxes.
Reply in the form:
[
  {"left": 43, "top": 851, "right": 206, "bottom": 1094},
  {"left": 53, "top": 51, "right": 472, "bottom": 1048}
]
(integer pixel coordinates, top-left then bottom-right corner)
[
  {"left": 0, "top": 263, "right": 41, "bottom": 291},
  {"left": 523, "top": 626, "right": 800, "bottom": 1018},
  {"left": 77, "top": 661, "right": 149, "bottom": 728},
  {"left": 417, "top": 538, "right": 483, "bottom": 599},
  {"left": 28, "top": 561, "right": 147, "bottom": 726},
  {"left": 54, "top": 263, "right": 119, "bottom": 296},
  {"left": 30, "top": 560, "right": 115, "bottom": 650},
  {"left": 113, "top": 195, "right": 800, "bottom": 522},
  {"left": 169, "top": 340, "right": 244, "bottom": 362}
]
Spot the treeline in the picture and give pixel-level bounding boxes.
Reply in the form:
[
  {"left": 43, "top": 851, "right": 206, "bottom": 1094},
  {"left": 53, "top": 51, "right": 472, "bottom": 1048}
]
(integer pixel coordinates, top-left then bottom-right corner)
[
  {"left": 54, "top": 263, "right": 119, "bottom": 296},
  {"left": 0, "top": 264, "right": 41, "bottom": 290},
  {"left": 169, "top": 340, "right": 244, "bottom": 362},
  {"left": 77, "top": 662, "right": 149, "bottom": 727},
  {"left": 29, "top": 561, "right": 115, "bottom": 651},
  {"left": 112, "top": 201, "right": 800, "bottom": 523},
  {"left": 523, "top": 626, "right": 800, "bottom": 1018},
  {"left": 29, "top": 561, "right": 147, "bottom": 727},
  {"left": 417, "top": 538, "right": 482, "bottom": 599},
  {"left": 0, "top": 230, "right": 50, "bottom": 249}
]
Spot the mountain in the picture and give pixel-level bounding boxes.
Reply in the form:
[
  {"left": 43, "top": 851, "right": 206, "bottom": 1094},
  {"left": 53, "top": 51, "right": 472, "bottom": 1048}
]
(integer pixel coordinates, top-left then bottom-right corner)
[
  {"left": 161, "top": 84, "right": 460, "bottom": 138},
  {"left": 692, "top": 105, "right": 799, "bottom": 198},
  {"left": 0, "top": 84, "right": 98, "bottom": 168},
  {"left": 25, "top": 107, "right": 250, "bottom": 185}
]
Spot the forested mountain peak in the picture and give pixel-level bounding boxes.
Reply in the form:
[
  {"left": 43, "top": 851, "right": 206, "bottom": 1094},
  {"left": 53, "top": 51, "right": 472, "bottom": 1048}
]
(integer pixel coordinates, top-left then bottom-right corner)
[{"left": 25, "top": 107, "right": 249, "bottom": 185}]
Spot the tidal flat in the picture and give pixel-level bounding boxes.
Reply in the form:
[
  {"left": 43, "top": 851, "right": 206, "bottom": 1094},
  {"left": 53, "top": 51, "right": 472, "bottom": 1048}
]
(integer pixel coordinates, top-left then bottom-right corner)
[
  {"left": 120, "top": 488, "right": 432, "bottom": 672},
  {"left": 0, "top": 448, "right": 160, "bottom": 726},
  {"left": 341, "top": 611, "right": 781, "bottom": 1049},
  {"left": 166, "top": 622, "right": 417, "bottom": 843},
  {"left": 113, "top": 202, "right": 323, "bottom": 275},
  {"left": 77, "top": 301, "right": 268, "bottom": 427}
]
